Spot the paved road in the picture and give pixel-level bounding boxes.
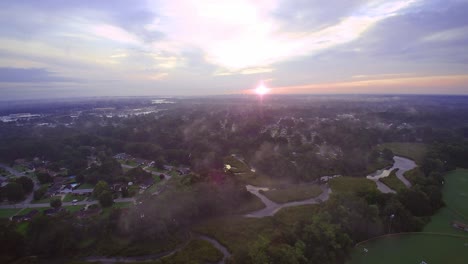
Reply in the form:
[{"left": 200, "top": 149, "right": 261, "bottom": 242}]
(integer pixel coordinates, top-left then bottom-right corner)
[
  {"left": 198, "top": 235, "right": 231, "bottom": 264},
  {"left": 0, "top": 163, "right": 25, "bottom": 177},
  {"left": 0, "top": 197, "right": 135, "bottom": 209},
  {"left": 367, "top": 156, "right": 417, "bottom": 193},
  {"left": 244, "top": 184, "right": 331, "bottom": 218}
]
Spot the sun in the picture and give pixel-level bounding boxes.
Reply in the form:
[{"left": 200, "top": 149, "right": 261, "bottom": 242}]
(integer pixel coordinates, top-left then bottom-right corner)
[{"left": 255, "top": 82, "right": 270, "bottom": 95}]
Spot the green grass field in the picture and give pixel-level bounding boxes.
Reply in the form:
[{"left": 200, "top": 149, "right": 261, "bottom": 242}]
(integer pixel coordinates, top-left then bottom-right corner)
[
  {"left": 77, "top": 183, "right": 95, "bottom": 189},
  {"left": 260, "top": 184, "right": 322, "bottom": 203},
  {"left": 443, "top": 169, "right": 468, "bottom": 218},
  {"left": 378, "top": 142, "right": 428, "bottom": 164},
  {"left": 156, "top": 239, "right": 223, "bottom": 264},
  {"left": 329, "top": 176, "right": 377, "bottom": 194},
  {"left": 63, "top": 193, "right": 87, "bottom": 202},
  {"left": 32, "top": 195, "right": 61, "bottom": 204},
  {"left": 0, "top": 208, "right": 21, "bottom": 218},
  {"left": 194, "top": 204, "right": 318, "bottom": 257},
  {"left": 349, "top": 169, "right": 468, "bottom": 264},
  {"left": 380, "top": 169, "right": 406, "bottom": 192},
  {"left": 350, "top": 234, "right": 468, "bottom": 264}
]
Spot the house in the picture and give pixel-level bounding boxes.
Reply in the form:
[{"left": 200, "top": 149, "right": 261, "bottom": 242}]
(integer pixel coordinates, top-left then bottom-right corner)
[
  {"left": 112, "top": 182, "right": 126, "bottom": 192},
  {"left": 114, "top": 153, "right": 132, "bottom": 160},
  {"left": 11, "top": 210, "right": 39, "bottom": 222},
  {"left": 177, "top": 167, "right": 191, "bottom": 175},
  {"left": 139, "top": 178, "right": 155, "bottom": 190}
]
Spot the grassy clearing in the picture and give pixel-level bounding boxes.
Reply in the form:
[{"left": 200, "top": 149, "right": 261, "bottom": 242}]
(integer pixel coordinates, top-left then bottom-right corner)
[
  {"left": 16, "top": 222, "right": 29, "bottom": 236},
  {"left": 235, "top": 192, "right": 265, "bottom": 214},
  {"left": 20, "top": 207, "right": 49, "bottom": 215},
  {"left": 349, "top": 169, "right": 468, "bottom": 264},
  {"left": 380, "top": 169, "right": 406, "bottom": 192},
  {"left": 194, "top": 216, "right": 275, "bottom": 255},
  {"left": 329, "top": 177, "right": 377, "bottom": 194},
  {"left": 32, "top": 195, "right": 61, "bottom": 204},
  {"left": 93, "top": 235, "right": 182, "bottom": 257},
  {"left": 378, "top": 142, "right": 428, "bottom": 164},
  {"left": 63, "top": 193, "right": 86, "bottom": 202},
  {"left": 157, "top": 239, "right": 223, "bottom": 264},
  {"left": 261, "top": 184, "right": 323, "bottom": 203},
  {"left": 350, "top": 234, "right": 468, "bottom": 264},
  {"left": 403, "top": 167, "right": 425, "bottom": 185},
  {"left": 64, "top": 205, "right": 86, "bottom": 213},
  {"left": 77, "top": 183, "right": 95, "bottom": 189},
  {"left": 0, "top": 208, "right": 21, "bottom": 218},
  {"left": 194, "top": 205, "right": 318, "bottom": 257},
  {"left": 443, "top": 169, "right": 468, "bottom": 218},
  {"left": 113, "top": 202, "right": 133, "bottom": 209}
]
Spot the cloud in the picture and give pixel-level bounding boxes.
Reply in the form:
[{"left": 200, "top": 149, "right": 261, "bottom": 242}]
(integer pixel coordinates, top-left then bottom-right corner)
[
  {"left": 152, "top": 0, "right": 419, "bottom": 71},
  {"left": 268, "top": 74, "right": 468, "bottom": 94},
  {"left": 0, "top": 67, "right": 76, "bottom": 83}
]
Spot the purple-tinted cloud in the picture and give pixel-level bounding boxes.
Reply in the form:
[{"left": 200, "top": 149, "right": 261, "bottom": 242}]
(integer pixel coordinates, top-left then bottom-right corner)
[{"left": 0, "top": 67, "right": 76, "bottom": 83}]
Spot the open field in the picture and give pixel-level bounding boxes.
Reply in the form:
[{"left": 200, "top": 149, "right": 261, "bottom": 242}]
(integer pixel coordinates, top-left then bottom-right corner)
[
  {"left": 380, "top": 169, "right": 406, "bottom": 192},
  {"left": 194, "top": 204, "right": 318, "bottom": 256},
  {"left": 378, "top": 142, "right": 428, "bottom": 164},
  {"left": 63, "top": 193, "right": 87, "bottom": 202},
  {"left": 260, "top": 184, "right": 322, "bottom": 203},
  {"left": 0, "top": 208, "right": 21, "bottom": 218},
  {"left": 32, "top": 195, "right": 61, "bottom": 204},
  {"left": 329, "top": 176, "right": 377, "bottom": 194},
  {"left": 77, "top": 183, "right": 95, "bottom": 189},
  {"left": 156, "top": 239, "right": 223, "bottom": 264},
  {"left": 349, "top": 169, "right": 468, "bottom": 264},
  {"left": 443, "top": 169, "right": 468, "bottom": 218},
  {"left": 350, "top": 233, "right": 468, "bottom": 264}
]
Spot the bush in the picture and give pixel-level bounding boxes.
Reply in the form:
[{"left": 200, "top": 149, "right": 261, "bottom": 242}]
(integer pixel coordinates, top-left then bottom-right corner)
[
  {"left": 33, "top": 185, "right": 48, "bottom": 200},
  {"left": 50, "top": 198, "right": 62, "bottom": 208}
]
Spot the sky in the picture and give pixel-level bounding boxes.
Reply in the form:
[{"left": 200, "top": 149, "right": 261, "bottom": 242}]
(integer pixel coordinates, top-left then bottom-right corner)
[{"left": 1, "top": 0, "right": 468, "bottom": 100}]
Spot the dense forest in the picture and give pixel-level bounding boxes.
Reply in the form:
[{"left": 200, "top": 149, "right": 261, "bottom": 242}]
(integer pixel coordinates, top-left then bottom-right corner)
[{"left": 0, "top": 96, "right": 468, "bottom": 263}]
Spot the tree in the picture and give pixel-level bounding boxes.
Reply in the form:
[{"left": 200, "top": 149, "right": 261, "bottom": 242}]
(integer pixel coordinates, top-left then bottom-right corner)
[
  {"left": 93, "top": 180, "right": 110, "bottom": 198},
  {"left": 98, "top": 191, "right": 113, "bottom": 207},
  {"left": 5, "top": 183, "right": 24, "bottom": 202},
  {"left": 50, "top": 198, "right": 62, "bottom": 208},
  {"left": 16, "top": 176, "right": 34, "bottom": 193},
  {"left": 382, "top": 148, "right": 394, "bottom": 161},
  {"left": 36, "top": 172, "right": 53, "bottom": 184},
  {"left": 34, "top": 185, "right": 48, "bottom": 200}
]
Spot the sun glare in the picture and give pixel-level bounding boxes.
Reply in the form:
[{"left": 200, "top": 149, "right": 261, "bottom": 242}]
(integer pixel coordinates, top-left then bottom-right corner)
[{"left": 255, "top": 82, "right": 270, "bottom": 95}]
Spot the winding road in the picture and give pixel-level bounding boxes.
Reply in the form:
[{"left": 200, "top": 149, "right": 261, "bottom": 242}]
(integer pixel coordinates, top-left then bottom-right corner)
[
  {"left": 366, "top": 156, "right": 417, "bottom": 193},
  {"left": 244, "top": 184, "right": 331, "bottom": 218}
]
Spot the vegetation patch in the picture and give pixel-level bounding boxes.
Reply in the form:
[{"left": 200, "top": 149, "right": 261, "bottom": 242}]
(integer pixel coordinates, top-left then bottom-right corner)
[
  {"left": 403, "top": 167, "right": 425, "bottom": 185},
  {"left": 380, "top": 169, "right": 406, "bottom": 192},
  {"left": 32, "top": 195, "right": 61, "bottom": 204},
  {"left": 112, "top": 202, "right": 133, "bottom": 209},
  {"left": 0, "top": 208, "right": 21, "bottom": 219},
  {"left": 63, "top": 193, "right": 86, "bottom": 202},
  {"left": 157, "top": 239, "right": 223, "bottom": 264},
  {"left": 443, "top": 169, "right": 468, "bottom": 218},
  {"left": 329, "top": 176, "right": 377, "bottom": 194},
  {"left": 64, "top": 205, "right": 86, "bottom": 213},
  {"left": 351, "top": 234, "right": 468, "bottom": 264},
  {"left": 260, "top": 184, "right": 322, "bottom": 203},
  {"left": 378, "top": 142, "right": 428, "bottom": 164}
]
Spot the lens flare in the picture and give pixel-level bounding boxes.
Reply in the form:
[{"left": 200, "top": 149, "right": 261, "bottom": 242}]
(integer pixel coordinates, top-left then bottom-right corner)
[{"left": 255, "top": 82, "right": 270, "bottom": 95}]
